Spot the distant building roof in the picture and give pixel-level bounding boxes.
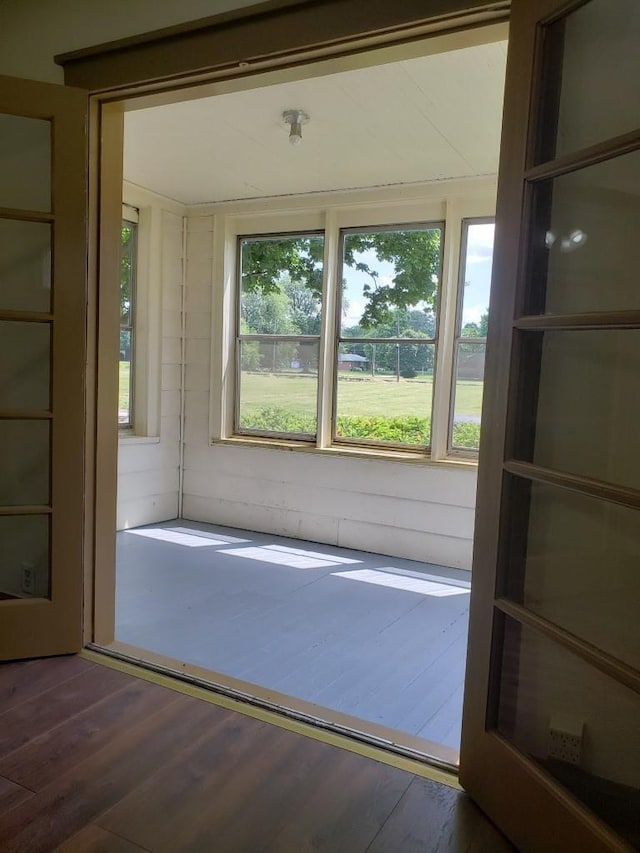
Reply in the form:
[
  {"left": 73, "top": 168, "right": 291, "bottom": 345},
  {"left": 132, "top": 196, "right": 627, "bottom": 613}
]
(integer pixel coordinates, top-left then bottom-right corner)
[{"left": 338, "top": 352, "right": 368, "bottom": 362}]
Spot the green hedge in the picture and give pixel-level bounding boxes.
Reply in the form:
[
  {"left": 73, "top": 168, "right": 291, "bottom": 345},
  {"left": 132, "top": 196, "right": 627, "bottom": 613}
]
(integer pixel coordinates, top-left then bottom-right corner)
[{"left": 239, "top": 406, "right": 480, "bottom": 449}]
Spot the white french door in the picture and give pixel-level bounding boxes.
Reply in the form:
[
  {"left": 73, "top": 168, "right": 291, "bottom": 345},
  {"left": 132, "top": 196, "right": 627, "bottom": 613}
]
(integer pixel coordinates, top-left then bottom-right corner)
[
  {"left": 460, "top": 1, "right": 640, "bottom": 850},
  {"left": 0, "top": 76, "right": 87, "bottom": 659}
]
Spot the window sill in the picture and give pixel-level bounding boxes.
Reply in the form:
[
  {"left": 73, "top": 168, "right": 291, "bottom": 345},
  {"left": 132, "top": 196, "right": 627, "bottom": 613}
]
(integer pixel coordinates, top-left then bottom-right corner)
[
  {"left": 211, "top": 435, "right": 478, "bottom": 469},
  {"left": 118, "top": 433, "right": 161, "bottom": 445}
]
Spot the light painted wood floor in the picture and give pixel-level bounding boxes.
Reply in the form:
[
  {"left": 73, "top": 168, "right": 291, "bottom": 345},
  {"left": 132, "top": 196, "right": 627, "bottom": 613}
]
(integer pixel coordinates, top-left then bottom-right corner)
[
  {"left": 116, "top": 520, "right": 471, "bottom": 751},
  {"left": 0, "top": 656, "right": 515, "bottom": 853}
]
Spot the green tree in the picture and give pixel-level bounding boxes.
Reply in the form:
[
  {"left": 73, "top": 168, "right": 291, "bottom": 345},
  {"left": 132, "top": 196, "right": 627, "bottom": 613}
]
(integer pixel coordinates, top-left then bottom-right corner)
[
  {"left": 343, "top": 229, "right": 441, "bottom": 327},
  {"left": 241, "top": 236, "right": 324, "bottom": 299},
  {"left": 241, "top": 288, "right": 296, "bottom": 335},
  {"left": 239, "top": 229, "right": 441, "bottom": 328},
  {"left": 120, "top": 223, "right": 135, "bottom": 324},
  {"left": 282, "top": 277, "right": 322, "bottom": 335}
]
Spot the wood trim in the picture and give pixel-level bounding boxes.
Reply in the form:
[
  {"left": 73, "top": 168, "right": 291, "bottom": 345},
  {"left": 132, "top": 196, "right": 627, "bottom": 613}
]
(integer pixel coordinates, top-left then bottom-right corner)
[
  {"left": 495, "top": 598, "right": 640, "bottom": 697},
  {"left": 525, "top": 128, "right": 640, "bottom": 182},
  {"left": 91, "top": 103, "right": 124, "bottom": 646},
  {"left": 0, "top": 506, "right": 53, "bottom": 516},
  {"left": 0, "top": 208, "right": 54, "bottom": 223},
  {"left": 93, "top": 640, "right": 461, "bottom": 770},
  {"left": 503, "top": 460, "right": 640, "bottom": 509},
  {"left": 57, "top": 0, "right": 509, "bottom": 93},
  {"left": 0, "top": 410, "right": 53, "bottom": 420},
  {"left": 514, "top": 312, "right": 640, "bottom": 330},
  {"left": 0, "top": 310, "right": 53, "bottom": 323}
]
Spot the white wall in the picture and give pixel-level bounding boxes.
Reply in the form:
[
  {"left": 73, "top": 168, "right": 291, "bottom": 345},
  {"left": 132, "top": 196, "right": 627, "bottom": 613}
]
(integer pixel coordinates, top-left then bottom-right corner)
[
  {"left": 0, "top": 0, "right": 258, "bottom": 84},
  {"left": 116, "top": 184, "right": 185, "bottom": 530}
]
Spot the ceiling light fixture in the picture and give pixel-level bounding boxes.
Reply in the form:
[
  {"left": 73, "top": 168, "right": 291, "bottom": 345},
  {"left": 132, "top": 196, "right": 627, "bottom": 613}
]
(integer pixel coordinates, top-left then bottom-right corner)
[{"left": 282, "top": 109, "right": 309, "bottom": 145}]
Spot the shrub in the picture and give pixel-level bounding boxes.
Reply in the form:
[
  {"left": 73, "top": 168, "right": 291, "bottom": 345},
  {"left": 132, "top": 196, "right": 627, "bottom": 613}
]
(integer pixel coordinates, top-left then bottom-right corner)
[
  {"left": 451, "top": 421, "right": 481, "bottom": 449},
  {"left": 239, "top": 406, "right": 481, "bottom": 449}
]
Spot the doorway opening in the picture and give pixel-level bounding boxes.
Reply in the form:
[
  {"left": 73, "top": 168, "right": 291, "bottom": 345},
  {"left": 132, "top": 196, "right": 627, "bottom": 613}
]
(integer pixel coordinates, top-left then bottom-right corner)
[{"left": 105, "top": 23, "right": 507, "bottom": 767}]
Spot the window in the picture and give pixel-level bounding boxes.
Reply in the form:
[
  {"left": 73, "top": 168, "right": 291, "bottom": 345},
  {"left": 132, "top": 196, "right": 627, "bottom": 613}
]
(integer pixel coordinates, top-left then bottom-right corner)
[
  {"left": 228, "top": 200, "right": 495, "bottom": 460},
  {"left": 335, "top": 225, "right": 442, "bottom": 449},
  {"left": 119, "top": 208, "right": 138, "bottom": 428},
  {"left": 236, "top": 233, "right": 325, "bottom": 439},
  {"left": 449, "top": 219, "right": 494, "bottom": 452}
]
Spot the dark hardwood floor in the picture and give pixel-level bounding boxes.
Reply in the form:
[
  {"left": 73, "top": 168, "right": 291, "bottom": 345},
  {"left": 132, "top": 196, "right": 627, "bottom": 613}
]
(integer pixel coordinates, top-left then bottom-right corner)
[{"left": 0, "top": 655, "right": 514, "bottom": 853}]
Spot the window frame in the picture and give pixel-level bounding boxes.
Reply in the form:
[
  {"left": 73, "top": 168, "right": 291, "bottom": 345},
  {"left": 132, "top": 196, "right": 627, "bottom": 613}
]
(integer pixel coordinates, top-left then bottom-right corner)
[
  {"left": 332, "top": 221, "right": 445, "bottom": 453},
  {"left": 213, "top": 183, "right": 497, "bottom": 463},
  {"left": 234, "top": 229, "right": 326, "bottom": 442},
  {"left": 448, "top": 215, "right": 494, "bottom": 457},
  {"left": 119, "top": 206, "right": 139, "bottom": 431}
]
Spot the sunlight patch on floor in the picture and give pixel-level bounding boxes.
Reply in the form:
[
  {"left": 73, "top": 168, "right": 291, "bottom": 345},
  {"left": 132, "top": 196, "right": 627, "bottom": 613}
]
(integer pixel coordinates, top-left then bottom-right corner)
[
  {"left": 219, "top": 544, "right": 361, "bottom": 569},
  {"left": 127, "top": 528, "right": 249, "bottom": 548},
  {"left": 332, "top": 568, "right": 471, "bottom": 597}
]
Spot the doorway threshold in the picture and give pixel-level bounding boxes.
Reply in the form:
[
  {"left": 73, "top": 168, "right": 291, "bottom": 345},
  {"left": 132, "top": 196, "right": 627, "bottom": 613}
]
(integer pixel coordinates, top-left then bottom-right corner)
[{"left": 83, "top": 642, "right": 461, "bottom": 789}]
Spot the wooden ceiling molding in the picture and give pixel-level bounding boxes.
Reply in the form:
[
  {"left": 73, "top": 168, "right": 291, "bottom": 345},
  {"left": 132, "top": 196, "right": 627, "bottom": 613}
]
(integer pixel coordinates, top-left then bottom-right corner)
[{"left": 56, "top": 0, "right": 509, "bottom": 95}]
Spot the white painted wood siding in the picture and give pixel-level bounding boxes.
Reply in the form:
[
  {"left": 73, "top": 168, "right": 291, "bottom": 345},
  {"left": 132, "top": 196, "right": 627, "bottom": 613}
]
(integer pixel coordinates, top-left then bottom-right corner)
[{"left": 117, "top": 188, "right": 185, "bottom": 530}]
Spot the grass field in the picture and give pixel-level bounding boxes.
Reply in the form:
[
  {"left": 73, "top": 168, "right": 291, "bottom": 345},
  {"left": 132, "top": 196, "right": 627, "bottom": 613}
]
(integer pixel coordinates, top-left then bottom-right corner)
[
  {"left": 239, "top": 371, "right": 484, "bottom": 418},
  {"left": 119, "top": 361, "right": 131, "bottom": 422},
  {"left": 119, "top": 362, "right": 483, "bottom": 445}
]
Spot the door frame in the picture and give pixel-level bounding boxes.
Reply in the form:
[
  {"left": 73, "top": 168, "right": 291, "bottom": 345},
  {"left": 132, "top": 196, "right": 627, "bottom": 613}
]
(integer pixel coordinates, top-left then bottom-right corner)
[
  {"left": 76, "top": 0, "right": 509, "bottom": 773},
  {"left": 75, "top": 0, "right": 509, "bottom": 643}
]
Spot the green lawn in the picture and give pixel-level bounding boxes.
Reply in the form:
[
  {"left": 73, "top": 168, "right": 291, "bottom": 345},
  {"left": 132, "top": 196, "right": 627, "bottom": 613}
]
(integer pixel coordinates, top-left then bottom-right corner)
[
  {"left": 119, "top": 361, "right": 131, "bottom": 416},
  {"left": 239, "top": 371, "right": 483, "bottom": 418}
]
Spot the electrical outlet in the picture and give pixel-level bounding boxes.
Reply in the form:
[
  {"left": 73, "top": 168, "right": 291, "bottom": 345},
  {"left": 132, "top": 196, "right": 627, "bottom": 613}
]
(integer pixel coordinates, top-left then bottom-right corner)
[
  {"left": 548, "top": 718, "right": 584, "bottom": 766},
  {"left": 21, "top": 562, "right": 35, "bottom": 596}
]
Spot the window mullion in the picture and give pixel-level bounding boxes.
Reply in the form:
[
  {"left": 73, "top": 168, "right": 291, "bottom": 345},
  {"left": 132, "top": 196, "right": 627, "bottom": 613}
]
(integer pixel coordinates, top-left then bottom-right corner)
[
  {"left": 316, "top": 209, "right": 339, "bottom": 449},
  {"left": 431, "top": 199, "right": 460, "bottom": 460}
]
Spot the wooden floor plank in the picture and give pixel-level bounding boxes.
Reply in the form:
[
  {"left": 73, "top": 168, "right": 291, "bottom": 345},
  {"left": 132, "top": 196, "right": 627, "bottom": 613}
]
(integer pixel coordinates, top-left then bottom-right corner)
[
  {"left": 195, "top": 735, "right": 347, "bottom": 853},
  {"left": 264, "top": 747, "right": 413, "bottom": 853},
  {"left": 366, "top": 776, "right": 515, "bottom": 853},
  {"left": 0, "top": 678, "right": 175, "bottom": 791},
  {"left": 57, "top": 824, "right": 150, "bottom": 852},
  {"left": 0, "top": 694, "right": 217, "bottom": 852},
  {"left": 0, "top": 656, "right": 94, "bottom": 714},
  {"left": 0, "top": 665, "right": 128, "bottom": 760},
  {"left": 0, "top": 657, "right": 513, "bottom": 853},
  {"left": 98, "top": 714, "right": 285, "bottom": 851},
  {"left": 0, "top": 776, "right": 33, "bottom": 817}
]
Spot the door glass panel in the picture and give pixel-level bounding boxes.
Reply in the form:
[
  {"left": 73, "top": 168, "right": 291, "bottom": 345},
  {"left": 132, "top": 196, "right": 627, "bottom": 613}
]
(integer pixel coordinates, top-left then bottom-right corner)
[
  {"left": 518, "top": 330, "right": 640, "bottom": 490},
  {"left": 0, "top": 114, "right": 51, "bottom": 212},
  {"left": 0, "top": 219, "right": 51, "bottom": 312},
  {"left": 500, "top": 477, "right": 639, "bottom": 669},
  {"left": 496, "top": 616, "right": 640, "bottom": 849},
  {"left": 237, "top": 339, "right": 319, "bottom": 438},
  {"left": 528, "top": 150, "right": 640, "bottom": 315},
  {"left": 538, "top": 0, "right": 640, "bottom": 162},
  {"left": 0, "top": 514, "right": 49, "bottom": 598},
  {"left": 0, "top": 321, "right": 50, "bottom": 410},
  {"left": 0, "top": 420, "right": 49, "bottom": 506}
]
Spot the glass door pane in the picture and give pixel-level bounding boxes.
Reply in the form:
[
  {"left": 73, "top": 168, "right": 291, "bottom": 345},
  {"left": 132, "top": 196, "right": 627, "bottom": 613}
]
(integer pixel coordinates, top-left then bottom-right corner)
[
  {"left": 496, "top": 616, "right": 640, "bottom": 850},
  {"left": 0, "top": 113, "right": 51, "bottom": 212},
  {"left": 0, "top": 75, "right": 86, "bottom": 658}
]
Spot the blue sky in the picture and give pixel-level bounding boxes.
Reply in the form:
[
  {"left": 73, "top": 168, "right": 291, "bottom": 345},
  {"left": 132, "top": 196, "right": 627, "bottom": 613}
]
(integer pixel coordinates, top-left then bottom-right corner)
[{"left": 341, "top": 223, "right": 495, "bottom": 330}]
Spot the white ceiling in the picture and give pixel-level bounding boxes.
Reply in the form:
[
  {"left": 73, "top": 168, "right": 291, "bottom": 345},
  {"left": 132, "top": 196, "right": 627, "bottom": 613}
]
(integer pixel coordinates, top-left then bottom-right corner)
[{"left": 123, "top": 40, "right": 507, "bottom": 205}]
